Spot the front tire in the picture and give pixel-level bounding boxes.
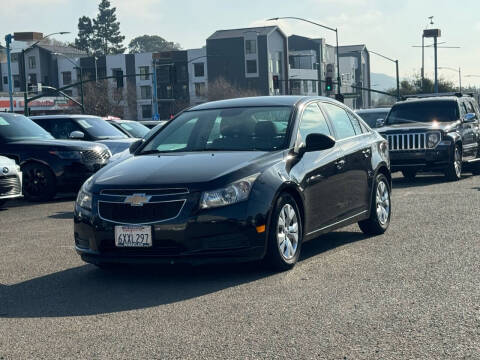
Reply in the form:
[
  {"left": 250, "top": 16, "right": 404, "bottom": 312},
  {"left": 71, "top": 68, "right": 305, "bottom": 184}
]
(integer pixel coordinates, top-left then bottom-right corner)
[
  {"left": 358, "top": 173, "right": 391, "bottom": 235},
  {"left": 445, "top": 145, "right": 462, "bottom": 181},
  {"left": 265, "top": 193, "right": 303, "bottom": 271},
  {"left": 22, "top": 162, "right": 56, "bottom": 202}
]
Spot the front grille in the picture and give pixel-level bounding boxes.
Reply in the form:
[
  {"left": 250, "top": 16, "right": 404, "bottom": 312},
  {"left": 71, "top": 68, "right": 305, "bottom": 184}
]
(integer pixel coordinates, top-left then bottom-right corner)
[
  {"left": 81, "top": 149, "right": 111, "bottom": 162},
  {"left": 0, "top": 175, "right": 21, "bottom": 196},
  {"left": 101, "top": 188, "right": 189, "bottom": 196},
  {"left": 98, "top": 200, "right": 185, "bottom": 224},
  {"left": 387, "top": 133, "right": 426, "bottom": 151}
]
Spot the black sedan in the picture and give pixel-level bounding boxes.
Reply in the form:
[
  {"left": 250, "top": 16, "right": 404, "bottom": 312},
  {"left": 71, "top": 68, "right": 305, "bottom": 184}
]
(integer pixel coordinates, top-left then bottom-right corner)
[
  {"left": 0, "top": 113, "right": 111, "bottom": 201},
  {"left": 30, "top": 115, "right": 137, "bottom": 154},
  {"left": 74, "top": 96, "right": 391, "bottom": 270}
]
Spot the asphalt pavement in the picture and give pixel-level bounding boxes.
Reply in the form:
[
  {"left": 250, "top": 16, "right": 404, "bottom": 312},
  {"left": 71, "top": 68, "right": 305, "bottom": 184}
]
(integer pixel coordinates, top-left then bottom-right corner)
[{"left": 0, "top": 173, "right": 479, "bottom": 359}]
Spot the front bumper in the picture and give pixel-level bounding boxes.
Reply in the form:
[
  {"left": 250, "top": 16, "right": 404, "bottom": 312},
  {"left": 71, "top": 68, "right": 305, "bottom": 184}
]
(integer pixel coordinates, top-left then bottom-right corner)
[
  {"left": 0, "top": 172, "right": 23, "bottom": 200},
  {"left": 389, "top": 145, "right": 451, "bottom": 172},
  {"left": 74, "top": 193, "right": 269, "bottom": 265}
]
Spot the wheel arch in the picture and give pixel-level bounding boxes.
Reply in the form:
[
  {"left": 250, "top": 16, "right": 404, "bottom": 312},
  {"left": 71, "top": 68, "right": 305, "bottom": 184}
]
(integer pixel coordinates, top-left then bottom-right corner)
[
  {"left": 21, "top": 159, "right": 57, "bottom": 185},
  {"left": 273, "top": 183, "right": 306, "bottom": 234}
]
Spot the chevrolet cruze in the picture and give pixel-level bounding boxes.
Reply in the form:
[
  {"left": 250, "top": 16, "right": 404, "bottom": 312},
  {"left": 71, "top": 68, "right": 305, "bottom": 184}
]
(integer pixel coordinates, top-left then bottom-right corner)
[{"left": 74, "top": 96, "right": 391, "bottom": 270}]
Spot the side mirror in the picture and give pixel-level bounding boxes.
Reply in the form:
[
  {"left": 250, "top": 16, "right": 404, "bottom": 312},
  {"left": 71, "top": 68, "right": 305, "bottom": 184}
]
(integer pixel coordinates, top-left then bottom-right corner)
[
  {"left": 463, "top": 113, "right": 477, "bottom": 123},
  {"left": 69, "top": 131, "right": 85, "bottom": 139},
  {"left": 305, "top": 133, "right": 336, "bottom": 152},
  {"left": 376, "top": 118, "right": 385, "bottom": 128},
  {"left": 129, "top": 139, "right": 143, "bottom": 154}
]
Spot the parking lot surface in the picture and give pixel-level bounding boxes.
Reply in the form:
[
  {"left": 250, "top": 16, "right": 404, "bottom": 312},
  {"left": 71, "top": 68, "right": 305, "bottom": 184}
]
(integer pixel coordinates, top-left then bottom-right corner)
[{"left": 1, "top": 174, "right": 479, "bottom": 359}]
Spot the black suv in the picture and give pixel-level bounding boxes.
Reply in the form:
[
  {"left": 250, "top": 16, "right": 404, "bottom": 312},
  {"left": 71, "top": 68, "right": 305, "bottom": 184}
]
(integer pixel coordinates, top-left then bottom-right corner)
[
  {"left": 0, "top": 113, "right": 111, "bottom": 201},
  {"left": 377, "top": 93, "right": 480, "bottom": 180}
]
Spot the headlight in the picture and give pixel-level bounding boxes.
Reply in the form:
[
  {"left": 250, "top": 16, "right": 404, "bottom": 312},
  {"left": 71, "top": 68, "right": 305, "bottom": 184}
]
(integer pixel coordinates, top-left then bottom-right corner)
[
  {"left": 427, "top": 132, "right": 441, "bottom": 148},
  {"left": 50, "top": 151, "right": 82, "bottom": 160},
  {"left": 200, "top": 174, "right": 259, "bottom": 209},
  {"left": 76, "top": 176, "right": 94, "bottom": 210}
]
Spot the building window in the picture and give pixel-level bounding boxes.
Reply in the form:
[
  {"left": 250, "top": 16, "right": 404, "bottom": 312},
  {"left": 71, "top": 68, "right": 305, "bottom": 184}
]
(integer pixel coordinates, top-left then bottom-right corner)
[
  {"left": 112, "top": 69, "right": 124, "bottom": 88},
  {"left": 10, "top": 53, "right": 18, "bottom": 62},
  {"left": 194, "top": 63, "right": 204, "bottom": 77},
  {"left": 28, "top": 56, "right": 36, "bottom": 69},
  {"left": 245, "top": 39, "right": 256, "bottom": 55},
  {"left": 195, "top": 82, "right": 205, "bottom": 97},
  {"left": 182, "top": 84, "right": 188, "bottom": 96},
  {"left": 140, "top": 85, "right": 151, "bottom": 99},
  {"left": 276, "top": 52, "right": 282, "bottom": 74},
  {"left": 13, "top": 75, "right": 20, "bottom": 88},
  {"left": 312, "top": 80, "right": 317, "bottom": 93},
  {"left": 62, "top": 71, "right": 72, "bottom": 85},
  {"left": 139, "top": 66, "right": 149, "bottom": 80},
  {"left": 3, "top": 76, "right": 7, "bottom": 85},
  {"left": 303, "top": 80, "right": 308, "bottom": 93},
  {"left": 178, "top": 64, "right": 188, "bottom": 81},
  {"left": 290, "top": 80, "right": 301, "bottom": 95},
  {"left": 246, "top": 60, "right": 257, "bottom": 74},
  {"left": 166, "top": 85, "right": 173, "bottom": 98},
  {"left": 142, "top": 105, "right": 152, "bottom": 119},
  {"left": 29, "top": 73, "right": 37, "bottom": 85}
]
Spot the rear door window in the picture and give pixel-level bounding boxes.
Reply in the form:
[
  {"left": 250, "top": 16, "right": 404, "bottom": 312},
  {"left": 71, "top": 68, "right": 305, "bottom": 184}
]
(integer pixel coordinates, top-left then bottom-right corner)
[{"left": 322, "top": 103, "right": 356, "bottom": 140}]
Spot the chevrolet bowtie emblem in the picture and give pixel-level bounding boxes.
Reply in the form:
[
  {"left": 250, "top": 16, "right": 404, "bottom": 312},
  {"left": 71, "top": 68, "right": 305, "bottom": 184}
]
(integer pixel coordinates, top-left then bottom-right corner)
[{"left": 124, "top": 193, "right": 152, "bottom": 207}]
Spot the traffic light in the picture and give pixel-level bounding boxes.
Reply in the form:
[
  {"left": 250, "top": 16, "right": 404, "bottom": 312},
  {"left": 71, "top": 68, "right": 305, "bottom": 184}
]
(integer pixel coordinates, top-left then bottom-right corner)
[
  {"left": 325, "top": 76, "right": 333, "bottom": 92},
  {"left": 272, "top": 75, "right": 279, "bottom": 90}
]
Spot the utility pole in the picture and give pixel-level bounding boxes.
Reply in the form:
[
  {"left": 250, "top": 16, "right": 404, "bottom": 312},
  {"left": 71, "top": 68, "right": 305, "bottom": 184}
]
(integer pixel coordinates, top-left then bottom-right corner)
[
  {"left": 423, "top": 28, "right": 441, "bottom": 93},
  {"left": 395, "top": 60, "right": 400, "bottom": 99},
  {"left": 4, "top": 34, "right": 14, "bottom": 112}
]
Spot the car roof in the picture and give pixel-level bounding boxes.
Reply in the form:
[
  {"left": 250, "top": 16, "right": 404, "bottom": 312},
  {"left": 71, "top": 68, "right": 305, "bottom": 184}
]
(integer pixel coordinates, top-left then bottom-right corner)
[
  {"left": 394, "top": 96, "right": 460, "bottom": 106},
  {"left": 188, "top": 96, "right": 339, "bottom": 111},
  {"left": 106, "top": 119, "right": 137, "bottom": 124},
  {"left": 356, "top": 108, "right": 391, "bottom": 113},
  {"left": 30, "top": 114, "right": 102, "bottom": 120}
]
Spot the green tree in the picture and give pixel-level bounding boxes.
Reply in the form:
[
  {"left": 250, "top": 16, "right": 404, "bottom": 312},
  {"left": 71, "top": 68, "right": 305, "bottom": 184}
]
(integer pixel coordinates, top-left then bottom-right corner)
[
  {"left": 74, "top": 16, "right": 95, "bottom": 54},
  {"left": 92, "top": 0, "right": 125, "bottom": 55},
  {"left": 128, "top": 35, "right": 181, "bottom": 53}
]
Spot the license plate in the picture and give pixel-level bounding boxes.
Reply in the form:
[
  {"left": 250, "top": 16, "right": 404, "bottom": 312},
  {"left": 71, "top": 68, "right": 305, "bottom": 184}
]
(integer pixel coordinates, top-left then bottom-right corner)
[{"left": 115, "top": 225, "right": 152, "bottom": 247}]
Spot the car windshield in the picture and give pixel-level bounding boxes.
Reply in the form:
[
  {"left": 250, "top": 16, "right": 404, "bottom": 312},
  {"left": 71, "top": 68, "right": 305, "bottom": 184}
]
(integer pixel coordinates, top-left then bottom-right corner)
[
  {"left": 357, "top": 111, "right": 389, "bottom": 128},
  {"left": 386, "top": 101, "right": 459, "bottom": 124},
  {"left": 74, "top": 117, "right": 127, "bottom": 139},
  {"left": 0, "top": 113, "right": 54, "bottom": 142},
  {"left": 140, "top": 106, "right": 293, "bottom": 154},
  {"left": 118, "top": 121, "right": 149, "bottom": 138}
]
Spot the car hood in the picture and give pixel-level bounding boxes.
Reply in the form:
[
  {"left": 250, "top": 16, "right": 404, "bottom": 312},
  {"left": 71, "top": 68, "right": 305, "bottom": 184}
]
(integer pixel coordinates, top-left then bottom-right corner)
[
  {"left": 378, "top": 121, "right": 459, "bottom": 134},
  {"left": 7, "top": 139, "right": 107, "bottom": 151},
  {"left": 92, "top": 151, "right": 282, "bottom": 192},
  {"left": 96, "top": 138, "right": 137, "bottom": 155}
]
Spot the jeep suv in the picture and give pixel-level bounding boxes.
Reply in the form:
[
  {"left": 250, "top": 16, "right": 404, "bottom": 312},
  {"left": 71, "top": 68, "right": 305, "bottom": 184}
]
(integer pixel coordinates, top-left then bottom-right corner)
[{"left": 377, "top": 93, "right": 480, "bottom": 180}]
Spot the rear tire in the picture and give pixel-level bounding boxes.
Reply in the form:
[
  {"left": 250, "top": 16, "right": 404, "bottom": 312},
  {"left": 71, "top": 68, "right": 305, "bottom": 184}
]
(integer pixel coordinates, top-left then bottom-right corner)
[
  {"left": 401, "top": 169, "right": 417, "bottom": 181},
  {"left": 445, "top": 145, "right": 462, "bottom": 181},
  {"left": 265, "top": 193, "right": 303, "bottom": 271},
  {"left": 358, "top": 173, "right": 391, "bottom": 235},
  {"left": 0, "top": 199, "right": 6, "bottom": 207},
  {"left": 22, "top": 162, "right": 56, "bottom": 202}
]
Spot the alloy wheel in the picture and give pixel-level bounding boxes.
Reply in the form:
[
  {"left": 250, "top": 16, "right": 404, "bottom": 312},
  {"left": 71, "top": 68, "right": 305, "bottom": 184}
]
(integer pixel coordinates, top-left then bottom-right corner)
[
  {"left": 454, "top": 147, "right": 462, "bottom": 178},
  {"left": 24, "top": 166, "right": 49, "bottom": 196},
  {"left": 277, "top": 203, "right": 299, "bottom": 260},
  {"left": 376, "top": 180, "right": 390, "bottom": 225}
]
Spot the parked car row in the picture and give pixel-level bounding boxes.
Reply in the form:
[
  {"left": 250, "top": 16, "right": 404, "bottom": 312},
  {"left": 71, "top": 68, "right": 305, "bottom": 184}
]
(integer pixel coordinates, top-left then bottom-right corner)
[{"left": 0, "top": 112, "right": 167, "bottom": 203}]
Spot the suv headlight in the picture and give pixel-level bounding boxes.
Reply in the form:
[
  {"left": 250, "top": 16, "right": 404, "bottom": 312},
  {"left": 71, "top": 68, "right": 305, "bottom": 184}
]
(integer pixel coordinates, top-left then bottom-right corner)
[
  {"left": 200, "top": 174, "right": 260, "bottom": 209},
  {"left": 427, "top": 132, "right": 441, "bottom": 148},
  {"left": 50, "top": 151, "right": 82, "bottom": 160},
  {"left": 76, "top": 176, "right": 94, "bottom": 211}
]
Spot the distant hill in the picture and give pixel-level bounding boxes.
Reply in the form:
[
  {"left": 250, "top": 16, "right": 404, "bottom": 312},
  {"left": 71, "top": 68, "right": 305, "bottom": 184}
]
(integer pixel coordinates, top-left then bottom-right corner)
[{"left": 371, "top": 73, "right": 397, "bottom": 91}]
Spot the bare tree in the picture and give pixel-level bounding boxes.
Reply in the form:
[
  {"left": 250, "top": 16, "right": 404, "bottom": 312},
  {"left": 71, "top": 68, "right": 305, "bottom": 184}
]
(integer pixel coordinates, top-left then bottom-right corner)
[
  {"left": 83, "top": 79, "right": 133, "bottom": 118},
  {"left": 207, "top": 77, "right": 260, "bottom": 101}
]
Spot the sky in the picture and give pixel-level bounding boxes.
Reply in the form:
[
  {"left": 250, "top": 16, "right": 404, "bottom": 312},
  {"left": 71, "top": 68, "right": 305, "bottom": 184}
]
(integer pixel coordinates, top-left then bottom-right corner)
[{"left": 2, "top": 0, "right": 480, "bottom": 88}]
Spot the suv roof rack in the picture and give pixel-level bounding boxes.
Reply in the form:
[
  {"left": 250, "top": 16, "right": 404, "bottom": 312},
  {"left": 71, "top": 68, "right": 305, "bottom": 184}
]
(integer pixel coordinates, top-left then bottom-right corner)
[{"left": 401, "top": 92, "right": 474, "bottom": 101}]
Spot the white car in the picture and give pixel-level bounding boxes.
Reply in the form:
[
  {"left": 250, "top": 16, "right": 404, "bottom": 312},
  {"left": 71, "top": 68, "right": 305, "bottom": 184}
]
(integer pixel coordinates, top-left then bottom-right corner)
[{"left": 0, "top": 156, "right": 22, "bottom": 206}]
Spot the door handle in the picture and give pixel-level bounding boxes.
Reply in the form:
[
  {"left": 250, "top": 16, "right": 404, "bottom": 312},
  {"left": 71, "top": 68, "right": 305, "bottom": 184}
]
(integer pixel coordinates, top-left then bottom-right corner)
[
  {"left": 334, "top": 159, "right": 346, "bottom": 170},
  {"left": 362, "top": 148, "right": 371, "bottom": 158}
]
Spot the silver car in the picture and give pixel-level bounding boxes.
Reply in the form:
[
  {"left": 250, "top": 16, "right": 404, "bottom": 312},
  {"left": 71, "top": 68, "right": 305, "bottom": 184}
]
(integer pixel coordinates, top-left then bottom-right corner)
[{"left": 0, "top": 156, "right": 22, "bottom": 206}]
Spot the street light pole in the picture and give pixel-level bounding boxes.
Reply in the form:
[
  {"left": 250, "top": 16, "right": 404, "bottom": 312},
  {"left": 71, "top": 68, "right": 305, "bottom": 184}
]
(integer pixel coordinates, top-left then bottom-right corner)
[
  {"left": 266, "top": 16, "right": 342, "bottom": 99},
  {"left": 4, "top": 34, "right": 14, "bottom": 111},
  {"left": 369, "top": 50, "right": 400, "bottom": 99},
  {"left": 53, "top": 52, "right": 85, "bottom": 113}
]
